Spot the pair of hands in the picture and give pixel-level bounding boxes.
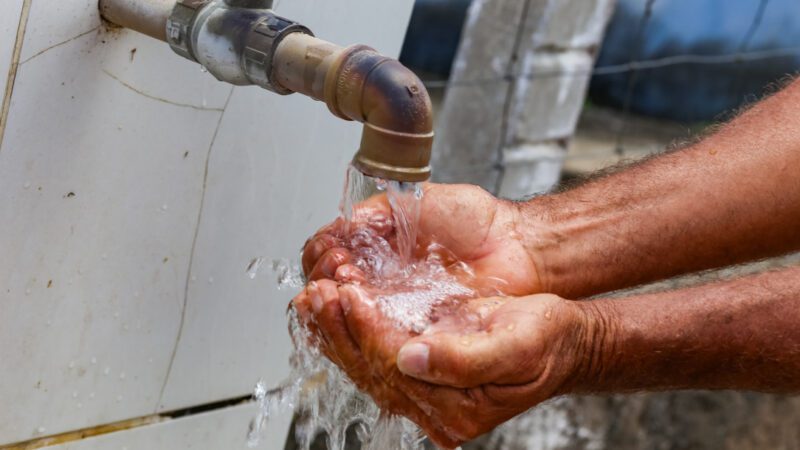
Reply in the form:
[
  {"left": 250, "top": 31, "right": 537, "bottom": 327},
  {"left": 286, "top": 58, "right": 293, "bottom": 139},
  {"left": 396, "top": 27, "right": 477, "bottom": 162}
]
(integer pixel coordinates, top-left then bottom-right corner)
[{"left": 292, "top": 184, "right": 588, "bottom": 448}]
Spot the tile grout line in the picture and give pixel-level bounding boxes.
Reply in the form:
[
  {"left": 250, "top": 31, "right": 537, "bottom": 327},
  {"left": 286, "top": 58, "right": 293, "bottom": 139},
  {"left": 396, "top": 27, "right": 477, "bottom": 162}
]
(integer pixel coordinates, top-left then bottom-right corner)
[
  {"left": 0, "top": 395, "right": 253, "bottom": 449},
  {"left": 0, "top": 0, "right": 33, "bottom": 154}
]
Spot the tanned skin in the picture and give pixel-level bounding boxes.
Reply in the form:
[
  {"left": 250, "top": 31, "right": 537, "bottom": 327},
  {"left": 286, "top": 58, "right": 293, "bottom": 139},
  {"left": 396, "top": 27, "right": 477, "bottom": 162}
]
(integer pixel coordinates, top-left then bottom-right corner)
[{"left": 294, "top": 78, "right": 800, "bottom": 448}]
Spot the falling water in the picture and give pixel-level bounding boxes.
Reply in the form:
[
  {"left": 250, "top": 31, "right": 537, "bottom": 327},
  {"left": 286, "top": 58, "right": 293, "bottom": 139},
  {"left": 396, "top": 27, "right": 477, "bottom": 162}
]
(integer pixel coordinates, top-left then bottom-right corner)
[{"left": 249, "top": 165, "right": 487, "bottom": 449}]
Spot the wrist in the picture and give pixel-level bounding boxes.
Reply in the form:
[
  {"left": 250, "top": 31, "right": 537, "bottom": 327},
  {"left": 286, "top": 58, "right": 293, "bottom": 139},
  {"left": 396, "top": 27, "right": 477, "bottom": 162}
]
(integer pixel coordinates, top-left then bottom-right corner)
[
  {"left": 515, "top": 192, "right": 631, "bottom": 299},
  {"left": 513, "top": 196, "right": 564, "bottom": 295},
  {"left": 557, "top": 299, "right": 621, "bottom": 395}
]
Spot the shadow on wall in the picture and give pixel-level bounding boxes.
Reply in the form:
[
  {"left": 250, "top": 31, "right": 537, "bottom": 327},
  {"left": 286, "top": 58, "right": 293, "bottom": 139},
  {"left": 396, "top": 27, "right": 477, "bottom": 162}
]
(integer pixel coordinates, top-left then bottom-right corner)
[{"left": 589, "top": 0, "right": 800, "bottom": 122}]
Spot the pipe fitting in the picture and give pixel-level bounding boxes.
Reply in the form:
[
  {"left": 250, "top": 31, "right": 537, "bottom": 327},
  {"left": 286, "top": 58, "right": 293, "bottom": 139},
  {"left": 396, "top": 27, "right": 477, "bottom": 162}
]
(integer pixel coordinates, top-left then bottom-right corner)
[
  {"left": 99, "top": 0, "right": 433, "bottom": 182},
  {"left": 335, "top": 50, "right": 433, "bottom": 182},
  {"left": 166, "top": 0, "right": 311, "bottom": 93},
  {"left": 274, "top": 36, "right": 434, "bottom": 181}
]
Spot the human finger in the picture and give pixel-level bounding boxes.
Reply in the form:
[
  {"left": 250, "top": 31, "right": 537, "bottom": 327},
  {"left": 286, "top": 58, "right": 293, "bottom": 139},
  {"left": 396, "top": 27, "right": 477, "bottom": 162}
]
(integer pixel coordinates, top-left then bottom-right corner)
[{"left": 307, "top": 248, "right": 351, "bottom": 281}]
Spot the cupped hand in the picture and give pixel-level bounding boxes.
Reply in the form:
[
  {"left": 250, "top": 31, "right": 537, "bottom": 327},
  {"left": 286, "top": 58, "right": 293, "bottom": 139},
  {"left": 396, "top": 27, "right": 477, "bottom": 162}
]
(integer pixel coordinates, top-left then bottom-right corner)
[
  {"left": 302, "top": 183, "right": 542, "bottom": 296},
  {"left": 292, "top": 280, "right": 588, "bottom": 448}
]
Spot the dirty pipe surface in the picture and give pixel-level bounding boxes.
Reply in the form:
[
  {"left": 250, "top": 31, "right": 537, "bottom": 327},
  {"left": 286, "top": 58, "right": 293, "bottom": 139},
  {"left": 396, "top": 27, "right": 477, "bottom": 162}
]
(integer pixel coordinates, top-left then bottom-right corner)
[
  {"left": 274, "top": 33, "right": 434, "bottom": 181},
  {"left": 99, "top": 0, "right": 174, "bottom": 41}
]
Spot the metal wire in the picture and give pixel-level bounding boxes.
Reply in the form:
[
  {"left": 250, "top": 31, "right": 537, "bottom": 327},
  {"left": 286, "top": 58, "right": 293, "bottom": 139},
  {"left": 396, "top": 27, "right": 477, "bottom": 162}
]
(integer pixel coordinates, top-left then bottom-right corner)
[{"left": 422, "top": 46, "right": 800, "bottom": 89}]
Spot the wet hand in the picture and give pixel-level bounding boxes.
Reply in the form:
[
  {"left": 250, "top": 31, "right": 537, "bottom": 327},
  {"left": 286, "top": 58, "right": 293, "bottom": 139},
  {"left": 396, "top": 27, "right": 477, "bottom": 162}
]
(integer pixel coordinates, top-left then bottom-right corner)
[
  {"left": 292, "top": 281, "right": 588, "bottom": 448},
  {"left": 301, "top": 184, "right": 542, "bottom": 296}
]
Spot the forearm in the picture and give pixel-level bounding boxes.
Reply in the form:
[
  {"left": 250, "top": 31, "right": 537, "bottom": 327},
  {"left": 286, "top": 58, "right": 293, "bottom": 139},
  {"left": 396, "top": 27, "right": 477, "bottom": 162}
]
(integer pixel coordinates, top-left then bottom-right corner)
[
  {"left": 570, "top": 266, "right": 800, "bottom": 394},
  {"left": 521, "top": 78, "right": 800, "bottom": 298}
]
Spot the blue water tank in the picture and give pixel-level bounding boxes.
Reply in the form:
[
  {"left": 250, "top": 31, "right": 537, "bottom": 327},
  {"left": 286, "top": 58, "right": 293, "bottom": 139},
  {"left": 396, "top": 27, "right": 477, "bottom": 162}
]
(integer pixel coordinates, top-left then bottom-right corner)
[{"left": 590, "top": 0, "right": 800, "bottom": 122}]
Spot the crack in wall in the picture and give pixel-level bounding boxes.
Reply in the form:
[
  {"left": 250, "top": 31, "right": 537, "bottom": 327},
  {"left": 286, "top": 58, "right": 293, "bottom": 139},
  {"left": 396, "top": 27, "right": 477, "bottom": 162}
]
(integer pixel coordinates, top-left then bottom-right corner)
[
  {"left": 19, "top": 26, "right": 101, "bottom": 66},
  {"left": 155, "top": 86, "right": 236, "bottom": 412},
  {"left": 0, "top": 0, "right": 33, "bottom": 153},
  {"left": 102, "top": 69, "right": 225, "bottom": 112}
]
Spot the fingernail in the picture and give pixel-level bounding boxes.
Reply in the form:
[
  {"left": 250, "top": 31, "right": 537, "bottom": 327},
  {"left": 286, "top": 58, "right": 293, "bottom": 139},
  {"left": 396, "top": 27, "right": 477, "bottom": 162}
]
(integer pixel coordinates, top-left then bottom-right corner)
[
  {"left": 397, "top": 343, "right": 429, "bottom": 376},
  {"left": 309, "top": 284, "right": 322, "bottom": 314}
]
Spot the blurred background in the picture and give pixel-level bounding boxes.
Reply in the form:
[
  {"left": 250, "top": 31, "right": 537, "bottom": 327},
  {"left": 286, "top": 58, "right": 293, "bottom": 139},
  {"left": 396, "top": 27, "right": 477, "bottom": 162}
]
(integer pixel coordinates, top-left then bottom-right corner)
[{"left": 402, "top": 0, "right": 800, "bottom": 195}]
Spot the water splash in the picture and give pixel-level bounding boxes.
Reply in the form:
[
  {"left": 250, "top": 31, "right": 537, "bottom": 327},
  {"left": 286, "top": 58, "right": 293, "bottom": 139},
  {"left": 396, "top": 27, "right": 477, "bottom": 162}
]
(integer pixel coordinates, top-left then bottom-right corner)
[
  {"left": 248, "top": 309, "right": 421, "bottom": 450},
  {"left": 272, "top": 258, "right": 305, "bottom": 290},
  {"left": 251, "top": 165, "right": 491, "bottom": 449},
  {"left": 246, "top": 257, "right": 265, "bottom": 279}
]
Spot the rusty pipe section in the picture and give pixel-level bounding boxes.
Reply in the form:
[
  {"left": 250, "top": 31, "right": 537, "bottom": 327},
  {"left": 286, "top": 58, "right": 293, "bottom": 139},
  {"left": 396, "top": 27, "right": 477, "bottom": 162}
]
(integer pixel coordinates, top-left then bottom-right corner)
[
  {"left": 274, "top": 34, "right": 433, "bottom": 181},
  {"left": 98, "top": 0, "right": 433, "bottom": 182}
]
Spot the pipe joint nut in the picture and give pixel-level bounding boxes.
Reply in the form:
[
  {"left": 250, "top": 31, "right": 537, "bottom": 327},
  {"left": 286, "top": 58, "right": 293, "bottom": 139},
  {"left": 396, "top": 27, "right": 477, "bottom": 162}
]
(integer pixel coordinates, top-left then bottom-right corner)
[
  {"left": 242, "top": 13, "right": 312, "bottom": 94},
  {"left": 167, "top": 0, "right": 312, "bottom": 93},
  {"left": 166, "top": 0, "right": 210, "bottom": 62}
]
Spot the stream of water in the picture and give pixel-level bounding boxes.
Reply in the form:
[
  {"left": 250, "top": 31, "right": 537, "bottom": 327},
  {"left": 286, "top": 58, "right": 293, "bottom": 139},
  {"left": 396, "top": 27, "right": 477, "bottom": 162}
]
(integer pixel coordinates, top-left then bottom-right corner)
[{"left": 248, "top": 166, "right": 484, "bottom": 449}]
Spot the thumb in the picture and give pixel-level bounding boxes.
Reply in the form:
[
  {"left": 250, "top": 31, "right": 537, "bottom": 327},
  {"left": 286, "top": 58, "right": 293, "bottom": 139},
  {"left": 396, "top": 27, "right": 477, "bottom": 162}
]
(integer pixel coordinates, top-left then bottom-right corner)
[{"left": 396, "top": 327, "right": 525, "bottom": 388}]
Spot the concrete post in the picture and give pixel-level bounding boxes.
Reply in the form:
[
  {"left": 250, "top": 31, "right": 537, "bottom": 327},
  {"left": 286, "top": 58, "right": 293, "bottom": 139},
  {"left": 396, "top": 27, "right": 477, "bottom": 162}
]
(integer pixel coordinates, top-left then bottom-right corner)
[{"left": 432, "top": 0, "right": 615, "bottom": 199}]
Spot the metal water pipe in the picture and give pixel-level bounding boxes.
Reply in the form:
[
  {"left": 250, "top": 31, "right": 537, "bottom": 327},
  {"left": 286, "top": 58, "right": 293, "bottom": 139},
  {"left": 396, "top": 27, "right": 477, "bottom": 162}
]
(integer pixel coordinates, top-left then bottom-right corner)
[{"left": 99, "top": 0, "right": 434, "bottom": 182}]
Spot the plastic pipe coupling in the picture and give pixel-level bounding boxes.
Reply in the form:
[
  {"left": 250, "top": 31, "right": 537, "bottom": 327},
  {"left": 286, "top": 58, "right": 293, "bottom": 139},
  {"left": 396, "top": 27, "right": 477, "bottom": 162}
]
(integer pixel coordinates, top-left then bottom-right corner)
[{"left": 166, "top": 0, "right": 310, "bottom": 93}]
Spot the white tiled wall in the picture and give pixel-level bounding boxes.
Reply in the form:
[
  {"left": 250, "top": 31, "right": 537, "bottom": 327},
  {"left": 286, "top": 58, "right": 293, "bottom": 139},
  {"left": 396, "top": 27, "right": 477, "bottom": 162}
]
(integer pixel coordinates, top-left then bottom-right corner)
[{"left": 0, "top": 0, "right": 413, "bottom": 447}]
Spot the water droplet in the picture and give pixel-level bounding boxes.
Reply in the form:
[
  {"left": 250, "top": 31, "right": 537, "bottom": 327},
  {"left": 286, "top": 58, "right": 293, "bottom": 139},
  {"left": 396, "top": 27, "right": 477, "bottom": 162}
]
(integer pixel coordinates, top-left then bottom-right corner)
[
  {"left": 190, "top": 275, "right": 197, "bottom": 282},
  {"left": 72, "top": 391, "right": 79, "bottom": 398},
  {"left": 103, "top": 367, "right": 111, "bottom": 376},
  {"left": 200, "top": 66, "right": 208, "bottom": 73},
  {"left": 25, "top": 288, "right": 31, "bottom": 295},
  {"left": 161, "top": 204, "right": 169, "bottom": 211},
  {"left": 68, "top": 361, "right": 76, "bottom": 369},
  {"left": 116, "top": 395, "right": 123, "bottom": 402},
  {"left": 89, "top": 392, "right": 95, "bottom": 399},
  {"left": 113, "top": 311, "right": 120, "bottom": 319},
  {"left": 119, "top": 372, "right": 126, "bottom": 380},
  {"left": 123, "top": 324, "right": 130, "bottom": 331},
  {"left": 246, "top": 257, "right": 265, "bottom": 279},
  {"left": 23, "top": 182, "right": 31, "bottom": 189},
  {"left": 36, "top": 426, "right": 45, "bottom": 434},
  {"left": 208, "top": 276, "right": 214, "bottom": 284},
  {"left": 77, "top": 402, "right": 83, "bottom": 409},
  {"left": 91, "top": 357, "right": 97, "bottom": 364},
  {"left": 272, "top": 259, "right": 305, "bottom": 290}
]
